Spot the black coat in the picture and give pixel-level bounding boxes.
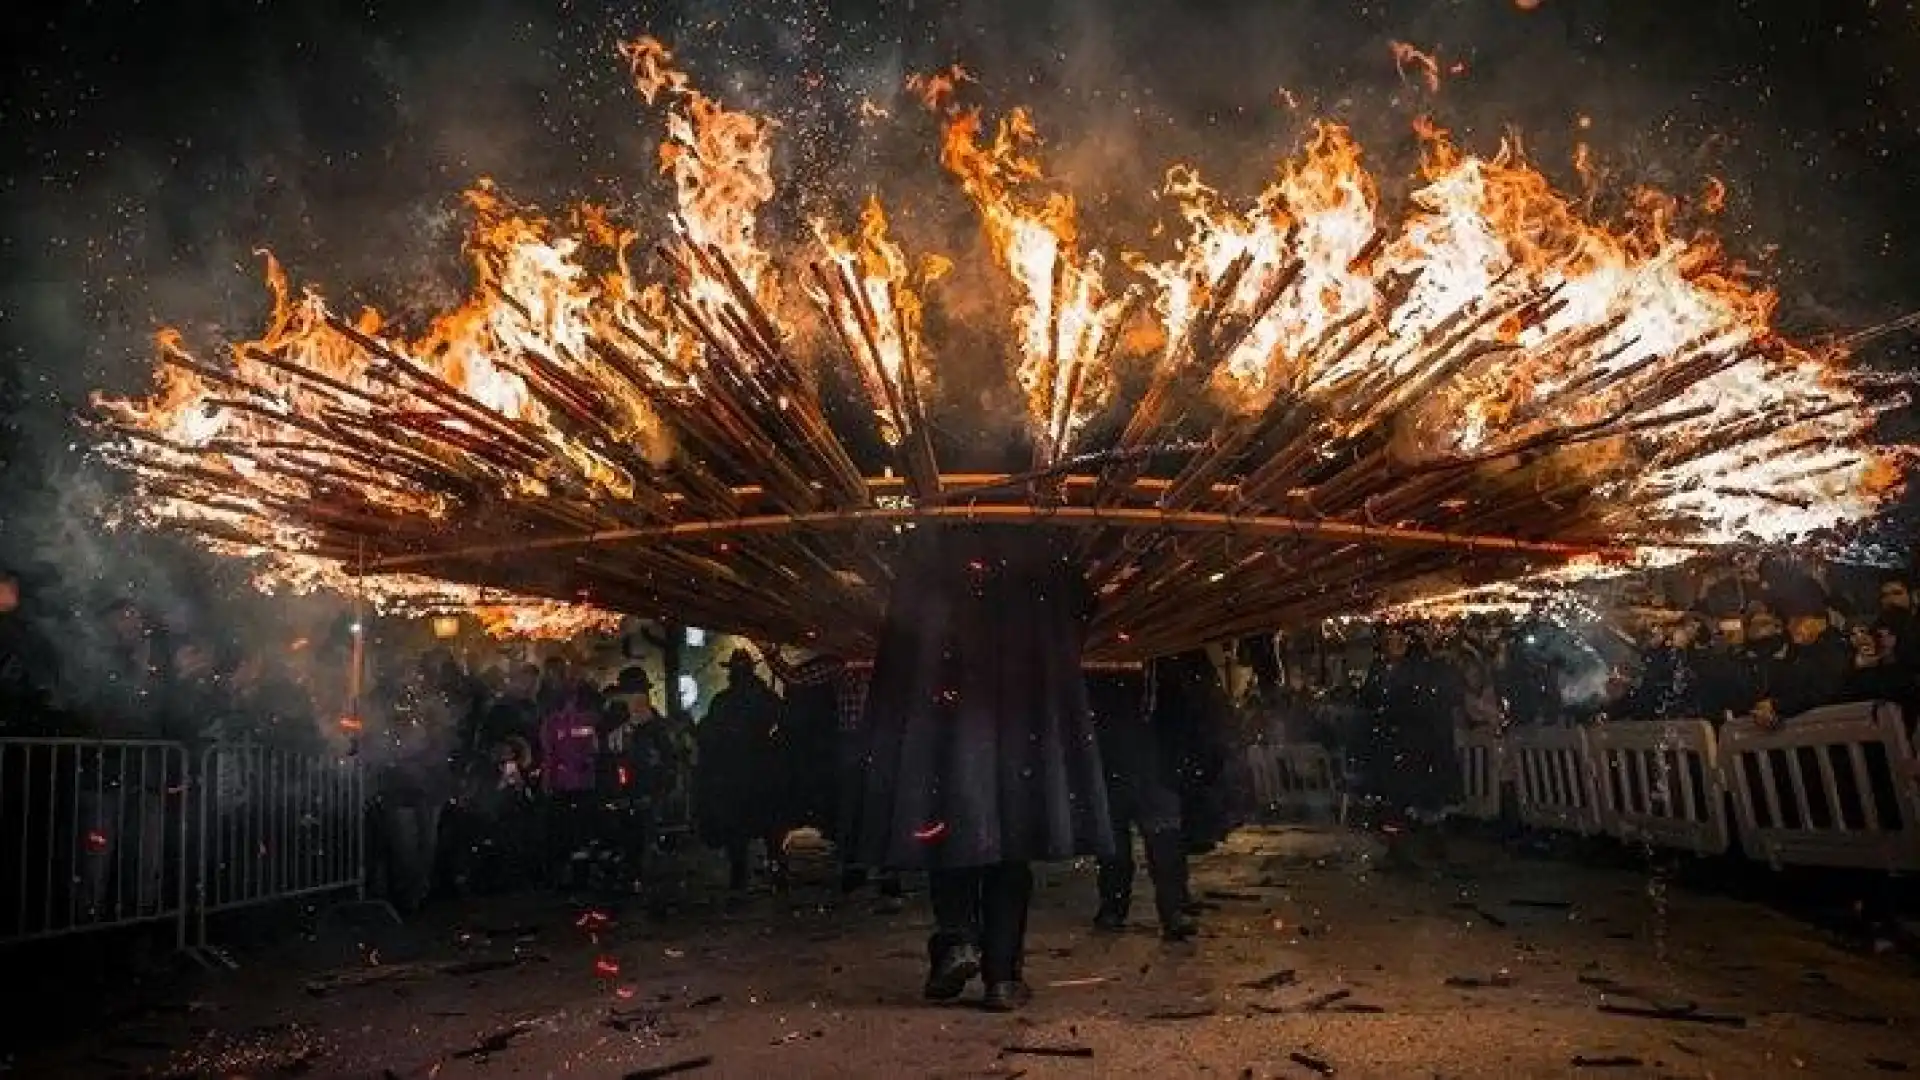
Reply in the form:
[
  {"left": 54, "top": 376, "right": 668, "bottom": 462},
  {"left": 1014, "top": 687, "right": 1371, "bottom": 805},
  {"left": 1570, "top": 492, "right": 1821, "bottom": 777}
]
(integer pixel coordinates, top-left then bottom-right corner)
[
  {"left": 1150, "top": 651, "right": 1236, "bottom": 848},
  {"left": 1089, "top": 671, "right": 1181, "bottom": 834},
  {"left": 695, "top": 676, "right": 787, "bottom": 846},
  {"left": 1695, "top": 646, "right": 1761, "bottom": 722},
  {"left": 1356, "top": 649, "right": 1458, "bottom": 812},
  {"left": 779, "top": 677, "right": 842, "bottom": 834},
  {"left": 1769, "top": 632, "right": 1855, "bottom": 720},
  {"left": 844, "top": 527, "right": 1114, "bottom": 871}
]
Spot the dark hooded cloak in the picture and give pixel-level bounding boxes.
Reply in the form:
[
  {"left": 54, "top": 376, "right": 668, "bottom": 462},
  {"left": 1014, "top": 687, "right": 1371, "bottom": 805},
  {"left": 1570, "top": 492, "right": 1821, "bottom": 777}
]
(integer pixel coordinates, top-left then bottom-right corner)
[{"left": 844, "top": 527, "right": 1114, "bottom": 870}]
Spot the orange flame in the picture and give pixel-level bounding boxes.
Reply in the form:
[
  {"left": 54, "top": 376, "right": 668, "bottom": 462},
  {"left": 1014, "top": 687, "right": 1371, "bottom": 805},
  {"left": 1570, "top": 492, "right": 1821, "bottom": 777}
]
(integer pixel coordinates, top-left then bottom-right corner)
[
  {"left": 619, "top": 35, "right": 777, "bottom": 305},
  {"left": 914, "top": 82, "right": 1136, "bottom": 459},
  {"left": 89, "top": 36, "right": 1904, "bottom": 634},
  {"left": 1390, "top": 41, "right": 1443, "bottom": 94}
]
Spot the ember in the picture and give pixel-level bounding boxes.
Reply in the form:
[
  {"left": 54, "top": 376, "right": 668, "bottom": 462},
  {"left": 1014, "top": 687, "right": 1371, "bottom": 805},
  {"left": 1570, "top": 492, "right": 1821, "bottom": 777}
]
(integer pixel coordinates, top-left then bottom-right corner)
[{"left": 87, "top": 34, "right": 1905, "bottom": 659}]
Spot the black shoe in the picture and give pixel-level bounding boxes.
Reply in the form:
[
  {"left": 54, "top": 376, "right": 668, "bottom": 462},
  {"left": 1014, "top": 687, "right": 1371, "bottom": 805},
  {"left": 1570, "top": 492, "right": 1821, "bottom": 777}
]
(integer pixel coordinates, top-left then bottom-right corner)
[
  {"left": 1092, "top": 906, "right": 1128, "bottom": 933},
  {"left": 981, "top": 980, "right": 1033, "bottom": 1012},
  {"left": 924, "top": 943, "right": 982, "bottom": 1001},
  {"left": 1160, "top": 915, "right": 1199, "bottom": 942}
]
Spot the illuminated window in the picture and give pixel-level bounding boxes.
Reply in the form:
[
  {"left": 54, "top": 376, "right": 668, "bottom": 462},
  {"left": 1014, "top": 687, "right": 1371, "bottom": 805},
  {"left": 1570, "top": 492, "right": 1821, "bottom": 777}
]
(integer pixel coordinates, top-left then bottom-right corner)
[
  {"left": 684, "top": 627, "right": 707, "bottom": 648},
  {"left": 677, "top": 674, "right": 699, "bottom": 711}
]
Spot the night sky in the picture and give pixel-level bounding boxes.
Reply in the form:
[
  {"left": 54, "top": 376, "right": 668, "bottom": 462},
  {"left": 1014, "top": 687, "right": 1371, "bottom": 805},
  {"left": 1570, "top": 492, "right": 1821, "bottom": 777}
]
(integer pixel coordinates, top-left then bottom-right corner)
[{"left": 0, "top": 0, "right": 1916, "bottom": 600}]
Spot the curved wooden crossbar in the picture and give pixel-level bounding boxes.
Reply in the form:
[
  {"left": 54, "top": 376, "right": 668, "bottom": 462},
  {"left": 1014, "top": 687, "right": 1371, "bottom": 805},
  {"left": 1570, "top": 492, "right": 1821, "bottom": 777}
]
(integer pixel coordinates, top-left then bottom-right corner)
[{"left": 369, "top": 487, "right": 1628, "bottom": 572}]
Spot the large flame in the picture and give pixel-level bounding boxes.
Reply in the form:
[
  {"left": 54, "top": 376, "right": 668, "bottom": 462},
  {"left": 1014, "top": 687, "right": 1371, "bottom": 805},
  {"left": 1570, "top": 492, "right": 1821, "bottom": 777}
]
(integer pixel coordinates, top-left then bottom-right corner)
[
  {"left": 619, "top": 35, "right": 778, "bottom": 306},
  {"left": 911, "top": 67, "right": 1138, "bottom": 462},
  {"left": 1130, "top": 113, "right": 1898, "bottom": 543},
  {"left": 89, "top": 36, "right": 1906, "bottom": 643},
  {"left": 811, "top": 196, "right": 948, "bottom": 446}
]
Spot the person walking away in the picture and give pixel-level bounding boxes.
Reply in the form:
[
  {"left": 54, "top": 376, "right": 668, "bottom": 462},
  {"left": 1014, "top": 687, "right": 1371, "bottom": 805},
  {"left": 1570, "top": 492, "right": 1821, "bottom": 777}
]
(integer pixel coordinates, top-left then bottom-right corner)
[
  {"left": 602, "top": 665, "right": 674, "bottom": 889},
  {"left": 1158, "top": 649, "right": 1237, "bottom": 856},
  {"left": 538, "top": 659, "right": 602, "bottom": 888},
  {"left": 758, "top": 644, "right": 903, "bottom": 909},
  {"left": 843, "top": 528, "right": 1113, "bottom": 1012},
  {"left": 1355, "top": 625, "right": 1457, "bottom": 873},
  {"left": 696, "top": 649, "right": 791, "bottom": 895},
  {"left": 1089, "top": 666, "right": 1197, "bottom": 942},
  {"left": 375, "top": 668, "right": 457, "bottom": 913}
]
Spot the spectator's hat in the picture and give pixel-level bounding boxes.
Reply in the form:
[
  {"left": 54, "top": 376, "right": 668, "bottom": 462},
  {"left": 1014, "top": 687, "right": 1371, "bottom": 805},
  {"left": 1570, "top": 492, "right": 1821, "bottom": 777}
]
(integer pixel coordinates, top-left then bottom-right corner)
[
  {"left": 614, "top": 665, "right": 652, "bottom": 692},
  {"left": 725, "top": 647, "right": 757, "bottom": 671}
]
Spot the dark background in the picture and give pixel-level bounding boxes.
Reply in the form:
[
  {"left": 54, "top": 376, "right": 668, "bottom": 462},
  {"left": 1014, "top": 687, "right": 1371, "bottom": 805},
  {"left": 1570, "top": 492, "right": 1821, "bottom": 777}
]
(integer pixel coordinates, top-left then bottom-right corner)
[{"left": 0, "top": 0, "right": 1915, "bottom": 681}]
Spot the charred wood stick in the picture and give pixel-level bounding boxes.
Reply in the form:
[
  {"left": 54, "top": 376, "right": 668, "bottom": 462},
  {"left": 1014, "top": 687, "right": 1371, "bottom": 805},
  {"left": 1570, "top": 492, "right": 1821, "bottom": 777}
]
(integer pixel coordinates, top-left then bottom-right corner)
[
  {"left": 702, "top": 243, "right": 792, "bottom": 377},
  {"left": 517, "top": 348, "right": 615, "bottom": 427},
  {"left": 250, "top": 439, "right": 465, "bottom": 498},
  {"left": 1242, "top": 968, "right": 1299, "bottom": 991},
  {"left": 239, "top": 345, "right": 388, "bottom": 409},
  {"left": 624, "top": 1055, "right": 714, "bottom": 1080},
  {"left": 890, "top": 279, "right": 942, "bottom": 498},
  {"left": 154, "top": 342, "right": 268, "bottom": 399},
  {"left": 608, "top": 316, "right": 697, "bottom": 386},
  {"left": 381, "top": 411, "right": 541, "bottom": 475},
  {"left": 1597, "top": 1002, "right": 1746, "bottom": 1028},
  {"left": 1002, "top": 1045, "right": 1094, "bottom": 1059},
  {"left": 324, "top": 315, "right": 546, "bottom": 454},
  {"left": 1038, "top": 250, "right": 1069, "bottom": 465},
  {"left": 1288, "top": 1051, "right": 1335, "bottom": 1076},
  {"left": 800, "top": 269, "right": 898, "bottom": 499}
]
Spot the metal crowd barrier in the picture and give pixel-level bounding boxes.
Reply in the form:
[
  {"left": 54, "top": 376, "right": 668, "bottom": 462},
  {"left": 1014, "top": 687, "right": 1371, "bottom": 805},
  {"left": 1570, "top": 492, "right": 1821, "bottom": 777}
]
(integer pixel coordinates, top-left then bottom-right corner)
[
  {"left": 1719, "top": 702, "right": 1919, "bottom": 872},
  {"left": 0, "top": 738, "right": 368, "bottom": 958},
  {"left": 1454, "top": 728, "right": 1504, "bottom": 821},
  {"left": 1508, "top": 726, "right": 1601, "bottom": 834},
  {"left": 0, "top": 739, "right": 190, "bottom": 948},
  {"left": 195, "top": 743, "right": 366, "bottom": 956},
  {"left": 1588, "top": 719, "right": 1730, "bottom": 856}
]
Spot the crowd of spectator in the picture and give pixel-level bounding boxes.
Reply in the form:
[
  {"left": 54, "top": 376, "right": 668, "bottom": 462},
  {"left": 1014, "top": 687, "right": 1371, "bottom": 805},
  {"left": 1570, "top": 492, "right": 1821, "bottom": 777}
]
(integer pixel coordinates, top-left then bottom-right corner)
[
  {"left": 359, "top": 643, "right": 867, "bottom": 912},
  {"left": 1252, "top": 570, "right": 1917, "bottom": 749},
  {"left": 5, "top": 562, "right": 1914, "bottom": 916}
]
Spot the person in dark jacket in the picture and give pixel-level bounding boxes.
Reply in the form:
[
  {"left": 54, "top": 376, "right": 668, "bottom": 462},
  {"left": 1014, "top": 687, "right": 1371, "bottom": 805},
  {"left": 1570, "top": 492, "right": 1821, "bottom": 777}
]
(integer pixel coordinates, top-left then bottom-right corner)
[
  {"left": 696, "top": 649, "right": 791, "bottom": 894},
  {"left": 1156, "top": 650, "right": 1237, "bottom": 854},
  {"left": 1355, "top": 625, "right": 1457, "bottom": 871},
  {"left": 843, "top": 528, "right": 1112, "bottom": 1012},
  {"left": 1755, "top": 587, "right": 1852, "bottom": 726},
  {"left": 372, "top": 670, "right": 457, "bottom": 913},
  {"left": 1696, "top": 615, "right": 1763, "bottom": 724},
  {"left": 601, "top": 665, "right": 676, "bottom": 888},
  {"left": 480, "top": 663, "right": 542, "bottom": 756},
  {"left": 1089, "top": 666, "right": 1197, "bottom": 942},
  {"left": 1875, "top": 575, "right": 1919, "bottom": 719},
  {"left": 759, "top": 646, "right": 902, "bottom": 908}
]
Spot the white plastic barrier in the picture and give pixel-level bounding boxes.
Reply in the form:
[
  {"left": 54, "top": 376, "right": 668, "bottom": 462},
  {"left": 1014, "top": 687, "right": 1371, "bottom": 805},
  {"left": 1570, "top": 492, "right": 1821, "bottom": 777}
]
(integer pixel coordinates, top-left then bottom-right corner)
[
  {"left": 1509, "top": 726, "right": 1600, "bottom": 834},
  {"left": 1588, "top": 720, "right": 1730, "bottom": 856},
  {"left": 195, "top": 743, "right": 366, "bottom": 951},
  {"left": 1719, "top": 702, "right": 1920, "bottom": 871},
  {"left": 1454, "top": 728, "right": 1504, "bottom": 821},
  {"left": 0, "top": 739, "right": 190, "bottom": 948},
  {"left": 1244, "top": 744, "right": 1282, "bottom": 817},
  {"left": 1273, "top": 744, "right": 1344, "bottom": 823}
]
